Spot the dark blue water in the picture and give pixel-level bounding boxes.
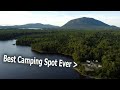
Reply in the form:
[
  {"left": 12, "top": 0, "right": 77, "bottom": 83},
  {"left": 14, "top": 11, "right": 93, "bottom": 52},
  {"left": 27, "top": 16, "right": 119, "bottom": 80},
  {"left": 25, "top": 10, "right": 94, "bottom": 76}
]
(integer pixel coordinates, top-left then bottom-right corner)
[{"left": 0, "top": 40, "right": 80, "bottom": 79}]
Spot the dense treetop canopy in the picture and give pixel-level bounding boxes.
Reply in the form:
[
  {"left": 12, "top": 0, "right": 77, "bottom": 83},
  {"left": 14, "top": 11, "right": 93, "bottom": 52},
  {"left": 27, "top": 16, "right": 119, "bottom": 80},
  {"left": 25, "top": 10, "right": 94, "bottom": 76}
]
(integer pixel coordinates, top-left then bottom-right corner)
[{"left": 0, "top": 29, "right": 120, "bottom": 79}]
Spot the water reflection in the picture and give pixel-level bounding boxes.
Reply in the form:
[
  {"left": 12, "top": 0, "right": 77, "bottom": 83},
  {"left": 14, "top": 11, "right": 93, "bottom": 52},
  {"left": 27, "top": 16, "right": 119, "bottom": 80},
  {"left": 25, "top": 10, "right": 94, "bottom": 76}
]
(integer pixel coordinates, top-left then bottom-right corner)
[{"left": 0, "top": 40, "right": 80, "bottom": 79}]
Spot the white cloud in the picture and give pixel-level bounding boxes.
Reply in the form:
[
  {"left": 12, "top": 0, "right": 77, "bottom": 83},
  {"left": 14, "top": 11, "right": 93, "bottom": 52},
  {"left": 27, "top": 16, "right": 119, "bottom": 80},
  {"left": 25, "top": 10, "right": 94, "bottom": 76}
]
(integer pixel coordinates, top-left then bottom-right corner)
[
  {"left": 0, "top": 11, "right": 34, "bottom": 25},
  {"left": 0, "top": 11, "right": 72, "bottom": 26},
  {"left": 0, "top": 11, "right": 120, "bottom": 27}
]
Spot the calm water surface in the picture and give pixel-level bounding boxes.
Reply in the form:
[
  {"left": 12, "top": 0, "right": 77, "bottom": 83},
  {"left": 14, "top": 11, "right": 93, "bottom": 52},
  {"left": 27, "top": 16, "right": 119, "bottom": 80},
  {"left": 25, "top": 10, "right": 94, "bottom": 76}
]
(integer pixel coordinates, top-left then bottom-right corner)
[{"left": 0, "top": 40, "right": 80, "bottom": 79}]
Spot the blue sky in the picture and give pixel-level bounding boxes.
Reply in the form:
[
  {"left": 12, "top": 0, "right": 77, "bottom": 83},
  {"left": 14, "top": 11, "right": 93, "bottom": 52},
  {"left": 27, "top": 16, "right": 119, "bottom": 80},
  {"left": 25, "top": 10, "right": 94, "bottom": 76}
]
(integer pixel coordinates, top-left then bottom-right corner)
[{"left": 0, "top": 11, "right": 120, "bottom": 27}]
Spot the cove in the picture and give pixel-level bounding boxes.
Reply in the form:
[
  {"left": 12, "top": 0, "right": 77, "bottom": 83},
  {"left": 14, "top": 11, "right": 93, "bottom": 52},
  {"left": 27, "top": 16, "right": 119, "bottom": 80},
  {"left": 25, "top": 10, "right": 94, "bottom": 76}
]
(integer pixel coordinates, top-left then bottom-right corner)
[{"left": 0, "top": 39, "right": 82, "bottom": 79}]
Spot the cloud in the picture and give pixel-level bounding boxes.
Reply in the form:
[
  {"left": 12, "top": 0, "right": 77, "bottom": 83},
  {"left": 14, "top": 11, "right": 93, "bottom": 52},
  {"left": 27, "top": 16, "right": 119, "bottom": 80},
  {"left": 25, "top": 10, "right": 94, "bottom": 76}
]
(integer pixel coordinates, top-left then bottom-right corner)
[
  {"left": 0, "top": 11, "right": 120, "bottom": 27},
  {"left": 0, "top": 11, "right": 73, "bottom": 26},
  {"left": 0, "top": 11, "right": 34, "bottom": 25}
]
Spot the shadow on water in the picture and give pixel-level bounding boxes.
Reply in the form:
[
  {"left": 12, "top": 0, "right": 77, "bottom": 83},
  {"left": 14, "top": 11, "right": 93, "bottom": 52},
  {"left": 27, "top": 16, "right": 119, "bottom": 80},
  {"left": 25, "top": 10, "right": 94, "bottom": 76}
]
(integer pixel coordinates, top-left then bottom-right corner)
[{"left": 0, "top": 39, "right": 84, "bottom": 79}]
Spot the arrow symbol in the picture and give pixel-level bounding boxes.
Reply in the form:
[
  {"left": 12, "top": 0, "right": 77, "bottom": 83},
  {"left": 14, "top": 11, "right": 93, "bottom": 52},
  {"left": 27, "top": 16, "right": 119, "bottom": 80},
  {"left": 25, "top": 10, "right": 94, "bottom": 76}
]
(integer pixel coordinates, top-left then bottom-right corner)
[{"left": 73, "top": 62, "right": 78, "bottom": 68}]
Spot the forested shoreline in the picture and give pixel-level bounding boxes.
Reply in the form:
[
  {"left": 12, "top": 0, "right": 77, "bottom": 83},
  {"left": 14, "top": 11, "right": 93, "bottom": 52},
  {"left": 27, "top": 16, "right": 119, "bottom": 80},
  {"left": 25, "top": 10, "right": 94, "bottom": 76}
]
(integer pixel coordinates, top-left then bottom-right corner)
[{"left": 0, "top": 29, "right": 120, "bottom": 79}]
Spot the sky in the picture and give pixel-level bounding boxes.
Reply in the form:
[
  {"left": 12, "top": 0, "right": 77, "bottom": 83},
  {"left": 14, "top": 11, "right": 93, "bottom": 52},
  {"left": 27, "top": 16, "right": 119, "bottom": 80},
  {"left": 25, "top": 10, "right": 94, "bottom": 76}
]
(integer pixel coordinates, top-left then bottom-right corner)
[{"left": 0, "top": 11, "right": 120, "bottom": 27}]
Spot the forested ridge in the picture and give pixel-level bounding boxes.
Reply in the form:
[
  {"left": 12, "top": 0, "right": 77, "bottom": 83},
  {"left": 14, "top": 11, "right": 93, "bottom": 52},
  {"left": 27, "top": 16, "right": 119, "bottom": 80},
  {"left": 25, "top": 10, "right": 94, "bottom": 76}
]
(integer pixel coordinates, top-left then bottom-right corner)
[{"left": 0, "top": 29, "right": 120, "bottom": 79}]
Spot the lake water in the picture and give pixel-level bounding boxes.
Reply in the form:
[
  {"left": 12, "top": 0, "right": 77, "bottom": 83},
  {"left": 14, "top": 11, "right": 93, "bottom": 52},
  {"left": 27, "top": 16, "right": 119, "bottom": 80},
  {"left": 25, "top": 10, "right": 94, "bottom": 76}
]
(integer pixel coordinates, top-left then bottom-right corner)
[{"left": 0, "top": 40, "right": 80, "bottom": 79}]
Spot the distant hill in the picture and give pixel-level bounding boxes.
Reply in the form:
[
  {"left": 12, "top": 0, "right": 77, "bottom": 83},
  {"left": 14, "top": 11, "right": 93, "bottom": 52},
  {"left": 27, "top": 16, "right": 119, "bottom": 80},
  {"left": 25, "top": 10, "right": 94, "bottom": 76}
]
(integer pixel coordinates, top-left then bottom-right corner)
[
  {"left": 0, "top": 23, "right": 59, "bottom": 29},
  {"left": 62, "top": 17, "right": 119, "bottom": 30},
  {"left": 0, "top": 17, "right": 119, "bottom": 30}
]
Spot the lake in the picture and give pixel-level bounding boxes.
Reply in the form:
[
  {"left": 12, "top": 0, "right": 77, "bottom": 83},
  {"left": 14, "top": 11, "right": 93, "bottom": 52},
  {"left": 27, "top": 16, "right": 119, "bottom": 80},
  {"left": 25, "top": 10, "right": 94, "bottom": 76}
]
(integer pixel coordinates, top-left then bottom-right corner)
[{"left": 0, "top": 40, "right": 80, "bottom": 79}]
